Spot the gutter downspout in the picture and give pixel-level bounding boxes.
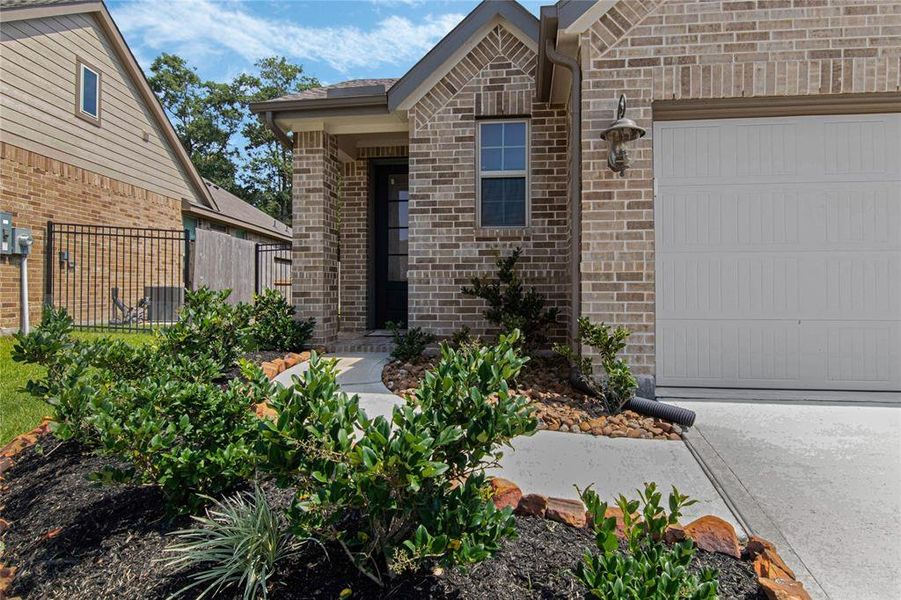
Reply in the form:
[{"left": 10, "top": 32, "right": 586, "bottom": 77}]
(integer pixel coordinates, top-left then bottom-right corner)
[
  {"left": 545, "top": 41, "right": 581, "bottom": 345},
  {"left": 264, "top": 111, "right": 293, "bottom": 149}
]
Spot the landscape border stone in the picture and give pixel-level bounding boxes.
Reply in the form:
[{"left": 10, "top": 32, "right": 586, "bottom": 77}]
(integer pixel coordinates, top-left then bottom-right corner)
[{"left": 488, "top": 476, "right": 813, "bottom": 600}]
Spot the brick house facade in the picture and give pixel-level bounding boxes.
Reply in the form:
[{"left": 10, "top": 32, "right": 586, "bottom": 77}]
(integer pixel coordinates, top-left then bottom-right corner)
[
  {"left": 255, "top": 0, "right": 900, "bottom": 394},
  {"left": 577, "top": 0, "right": 901, "bottom": 380},
  {"left": 0, "top": 142, "right": 183, "bottom": 332}
]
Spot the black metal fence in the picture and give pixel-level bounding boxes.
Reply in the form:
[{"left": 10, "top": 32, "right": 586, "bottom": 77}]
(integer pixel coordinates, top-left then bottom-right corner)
[
  {"left": 45, "top": 221, "right": 188, "bottom": 331},
  {"left": 255, "top": 242, "right": 292, "bottom": 300}
]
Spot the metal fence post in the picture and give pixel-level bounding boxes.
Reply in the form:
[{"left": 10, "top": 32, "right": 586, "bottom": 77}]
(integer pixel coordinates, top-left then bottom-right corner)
[
  {"left": 44, "top": 220, "right": 54, "bottom": 307},
  {"left": 183, "top": 229, "right": 191, "bottom": 291},
  {"left": 254, "top": 243, "right": 261, "bottom": 295}
]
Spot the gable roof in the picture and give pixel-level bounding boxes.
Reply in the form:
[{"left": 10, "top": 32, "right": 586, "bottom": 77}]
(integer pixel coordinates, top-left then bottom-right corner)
[
  {"left": 251, "top": 1, "right": 539, "bottom": 118},
  {"left": 185, "top": 180, "right": 291, "bottom": 242},
  {"left": 387, "top": 0, "right": 539, "bottom": 111},
  {"left": 0, "top": 0, "right": 219, "bottom": 211}
]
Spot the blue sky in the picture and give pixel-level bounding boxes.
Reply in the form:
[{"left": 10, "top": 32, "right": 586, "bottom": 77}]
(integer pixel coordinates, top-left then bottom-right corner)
[{"left": 108, "top": 0, "right": 545, "bottom": 86}]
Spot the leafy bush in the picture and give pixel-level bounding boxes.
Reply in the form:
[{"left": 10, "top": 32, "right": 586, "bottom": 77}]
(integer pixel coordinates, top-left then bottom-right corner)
[
  {"left": 11, "top": 305, "right": 76, "bottom": 397},
  {"left": 462, "top": 247, "right": 558, "bottom": 352},
  {"left": 158, "top": 287, "right": 252, "bottom": 372},
  {"left": 387, "top": 320, "right": 436, "bottom": 363},
  {"left": 164, "top": 485, "right": 313, "bottom": 600},
  {"left": 12, "top": 307, "right": 157, "bottom": 441},
  {"left": 554, "top": 317, "right": 637, "bottom": 414},
  {"left": 262, "top": 332, "right": 536, "bottom": 585},
  {"left": 250, "top": 289, "right": 315, "bottom": 351},
  {"left": 576, "top": 483, "right": 718, "bottom": 600},
  {"left": 90, "top": 361, "right": 261, "bottom": 513},
  {"left": 449, "top": 325, "right": 481, "bottom": 351}
]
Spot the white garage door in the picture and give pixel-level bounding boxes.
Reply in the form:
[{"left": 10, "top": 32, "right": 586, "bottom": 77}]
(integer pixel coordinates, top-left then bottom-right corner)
[{"left": 654, "top": 113, "right": 901, "bottom": 391}]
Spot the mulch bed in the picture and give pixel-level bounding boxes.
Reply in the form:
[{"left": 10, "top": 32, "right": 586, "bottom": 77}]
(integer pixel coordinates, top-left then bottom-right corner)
[
  {"left": 1, "top": 439, "right": 762, "bottom": 599},
  {"left": 383, "top": 356, "right": 682, "bottom": 441}
]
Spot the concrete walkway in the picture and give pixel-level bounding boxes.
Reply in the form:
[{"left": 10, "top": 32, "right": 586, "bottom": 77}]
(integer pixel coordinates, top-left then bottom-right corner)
[
  {"left": 275, "top": 353, "right": 743, "bottom": 533},
  {"left": 675, "top": 400, "right": 901, "bottom": 600}
]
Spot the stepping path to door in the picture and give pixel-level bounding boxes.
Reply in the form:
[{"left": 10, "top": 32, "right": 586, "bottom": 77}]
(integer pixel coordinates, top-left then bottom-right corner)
[{"left": 274, "top": 353, "right": 744, "bottom": 534}]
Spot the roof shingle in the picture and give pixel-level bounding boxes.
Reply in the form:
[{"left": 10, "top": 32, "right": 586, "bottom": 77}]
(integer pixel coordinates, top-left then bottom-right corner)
[
  {"left": 196, "top": 180, "right": 291, "bottom": 239},
  {"left": 264, "top": 78, "right": 397, "bottom": 104}
]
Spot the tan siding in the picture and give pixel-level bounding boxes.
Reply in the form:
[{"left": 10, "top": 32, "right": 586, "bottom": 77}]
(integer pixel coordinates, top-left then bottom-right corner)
[{"left": 0, "top": 13, "right": 200, "bottom": 203}]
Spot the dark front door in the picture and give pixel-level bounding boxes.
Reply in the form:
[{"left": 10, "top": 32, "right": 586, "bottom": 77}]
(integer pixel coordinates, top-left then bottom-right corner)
[{"left": 373, "top": 164, "right": 409, "bottom": 328}]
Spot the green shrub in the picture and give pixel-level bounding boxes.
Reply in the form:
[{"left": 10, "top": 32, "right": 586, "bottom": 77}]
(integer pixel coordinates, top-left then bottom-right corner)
[
  {"left": 163, "top": 485, "right": 313, "bottom": 600},
  {"left": 449, "top": 325, "right": 481, "bottom": 351},
  {"left": 90, "top": 360, "right": 261, "bottom": 513},
  {"left": 262, "top": 332, "right": 536, "bottom": 585},
  {"left": 554, "top": 317, "right": 637, "bottom": 414},
  {"left": 250, "top": 289, "right": 315, "bottom": 351},
  {"left": 11, "top": 307, "right": 158, "bottom": 442},
  {"left": 576, "top": 483, "right": 718, "bottom": 600},
  {"left": 158, "top": 287, "right": 252, "bottom": 372},
  {"left": 11, "top": 305, "right": 76, "bottom": 397},
  {"left": 387, "top": 320, "right": 436, "bottom": 363},
  {"left": 462, "top": 247, "right": 558, "bottom": 352}
]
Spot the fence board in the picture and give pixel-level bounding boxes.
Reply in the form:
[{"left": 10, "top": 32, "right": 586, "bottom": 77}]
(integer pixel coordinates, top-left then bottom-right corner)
[{"left": 191, "top": 229, "right": 256, "bottom": 303}]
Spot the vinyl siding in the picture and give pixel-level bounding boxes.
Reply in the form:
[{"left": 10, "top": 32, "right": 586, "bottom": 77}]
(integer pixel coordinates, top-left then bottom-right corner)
[{"left": 0, "top": 12, "right": 201, "bottom": 203}]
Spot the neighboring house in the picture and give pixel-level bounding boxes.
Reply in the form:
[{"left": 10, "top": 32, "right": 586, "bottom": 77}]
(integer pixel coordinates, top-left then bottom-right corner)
[
  {"left": 253, "top": 0, "right": 901, "bottom": 397},
  {"left": 0, "top": 0, "right": 288, "bottom": 333}
]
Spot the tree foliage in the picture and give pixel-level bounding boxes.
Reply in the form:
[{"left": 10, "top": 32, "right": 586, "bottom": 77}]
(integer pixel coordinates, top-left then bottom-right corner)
[
  {"left": 239, "top": 57, "right": 318, "bottom": 223},
  {"left": 148, "top": 53, "right": 319, "bottom": 224}
]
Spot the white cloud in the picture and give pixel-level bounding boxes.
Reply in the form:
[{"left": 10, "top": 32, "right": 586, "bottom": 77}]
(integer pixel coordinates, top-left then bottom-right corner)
[{"left": 113, "top": 0, "right": 463, "bottom": 74}]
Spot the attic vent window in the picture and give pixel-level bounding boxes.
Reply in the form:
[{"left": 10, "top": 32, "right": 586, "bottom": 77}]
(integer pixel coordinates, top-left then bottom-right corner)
[{"left": 76, "top": 59, "right": 100, "bottom": 124}]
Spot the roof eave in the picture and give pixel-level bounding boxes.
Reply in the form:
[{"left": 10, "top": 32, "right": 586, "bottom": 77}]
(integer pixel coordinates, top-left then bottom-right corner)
[
  {"left": 0, "top": 0, "right": 100, "bottom": 22},
  {"left": 536, "top": 5, "right": 559, "bottom": 103},
  {"left": 249, "top": 93, "right": 388, "bottom": 115},
  {"left": 182, "top": 201, "right": 292, "bottom": 243}
]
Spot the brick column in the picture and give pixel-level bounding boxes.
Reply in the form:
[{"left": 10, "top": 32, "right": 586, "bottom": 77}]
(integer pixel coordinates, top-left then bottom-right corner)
[{"left": 293, "top": 130, "right": 340, "bottom": 348}]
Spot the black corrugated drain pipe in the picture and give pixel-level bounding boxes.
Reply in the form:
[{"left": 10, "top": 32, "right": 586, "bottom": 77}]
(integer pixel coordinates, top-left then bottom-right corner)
[{"left": 569, "top": 369, "right": 696, "bottom": 427}]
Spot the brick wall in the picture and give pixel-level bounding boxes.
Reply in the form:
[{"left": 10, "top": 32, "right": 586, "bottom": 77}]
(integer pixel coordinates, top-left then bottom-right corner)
[
  {"left": 408, "top": 24, "right": 571, "bottom": 342},
  {"left": 340, "top": 145, "right": 409, "bottom": 333},
  {"left": 579, "top": 0, "right": 901, "bottom": 381},
  {"left": 293, "top": 130, "right": 340, "bottom": 347},
  {"left": 0, "top": 142, "right": 183, "bottom": 333}
]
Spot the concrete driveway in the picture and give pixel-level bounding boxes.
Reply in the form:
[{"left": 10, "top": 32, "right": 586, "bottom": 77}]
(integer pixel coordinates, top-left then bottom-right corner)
[{"left": 676, "top": 400, "right": 901, "bottom": 600}]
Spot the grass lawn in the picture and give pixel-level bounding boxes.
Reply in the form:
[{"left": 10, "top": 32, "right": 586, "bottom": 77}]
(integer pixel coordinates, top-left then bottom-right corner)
[{"left": 0, "top": 330, "right": 155, "bottom": 445}]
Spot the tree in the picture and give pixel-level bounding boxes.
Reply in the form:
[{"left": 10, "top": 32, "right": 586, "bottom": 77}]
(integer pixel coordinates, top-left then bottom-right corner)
[
  {"left": 239, "top": 57, "right": 319, "bottom": 224},
  {"left": 148, "top": 53, "right": 245, "bottom": 192}
]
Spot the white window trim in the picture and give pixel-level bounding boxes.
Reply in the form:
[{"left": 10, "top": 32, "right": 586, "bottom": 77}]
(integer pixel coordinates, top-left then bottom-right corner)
[
  {"left": 476, "top": 118, "right": 530, "bottom": 229},
  {"left": 75, "top": 58, "right": 101, "bottom": 125}
]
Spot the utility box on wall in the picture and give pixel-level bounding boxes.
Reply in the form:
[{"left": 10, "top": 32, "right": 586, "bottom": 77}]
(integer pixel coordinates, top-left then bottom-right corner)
[{"left": 0, "top": 212, "right": 12, "bottom": 254}]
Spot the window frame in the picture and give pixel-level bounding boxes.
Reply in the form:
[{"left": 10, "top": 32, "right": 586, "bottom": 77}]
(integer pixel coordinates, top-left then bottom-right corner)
[
  {"left": 75, "top": 58, "right": 101, "bottom": 125},
  {"left": 475, "top": 118, "right": 530, "bottom": 229}
]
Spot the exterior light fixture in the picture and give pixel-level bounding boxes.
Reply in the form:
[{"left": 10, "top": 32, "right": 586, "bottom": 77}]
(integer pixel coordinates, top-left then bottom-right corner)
[{"left": 599, "top": 94, "right": 646, "bottom": 177}]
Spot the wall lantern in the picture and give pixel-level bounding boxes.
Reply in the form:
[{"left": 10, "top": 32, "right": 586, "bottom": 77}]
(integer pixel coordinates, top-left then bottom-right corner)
[{"left": 599, "top": 94, "right": 646, "bottom": 177}]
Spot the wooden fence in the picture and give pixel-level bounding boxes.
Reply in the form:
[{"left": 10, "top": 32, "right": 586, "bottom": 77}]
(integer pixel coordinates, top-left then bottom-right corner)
[{"left": 189, "top": 228, "right": 256, "bottom": 304}]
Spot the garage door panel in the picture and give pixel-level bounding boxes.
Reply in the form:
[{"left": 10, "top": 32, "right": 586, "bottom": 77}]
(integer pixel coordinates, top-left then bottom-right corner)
[
  {"left": 658, "top": 252, "right": 901, "bottom": 320},
  {"left": 656, "top": 115, "right": 901, "bottom": 186},
  {"left": 654, "top": 113, "right": 901, "bottom": 392},
  {"left": 657, "top": 319, "right": 901, "bottom": 390},
  {"left": 657, "top": 183, "right": 900, "bottom": 252}
]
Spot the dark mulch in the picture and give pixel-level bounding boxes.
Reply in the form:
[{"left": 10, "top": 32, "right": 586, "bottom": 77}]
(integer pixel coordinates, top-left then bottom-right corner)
[{"left": 1, "top": 440, "right": 762, "bottom": 599}]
